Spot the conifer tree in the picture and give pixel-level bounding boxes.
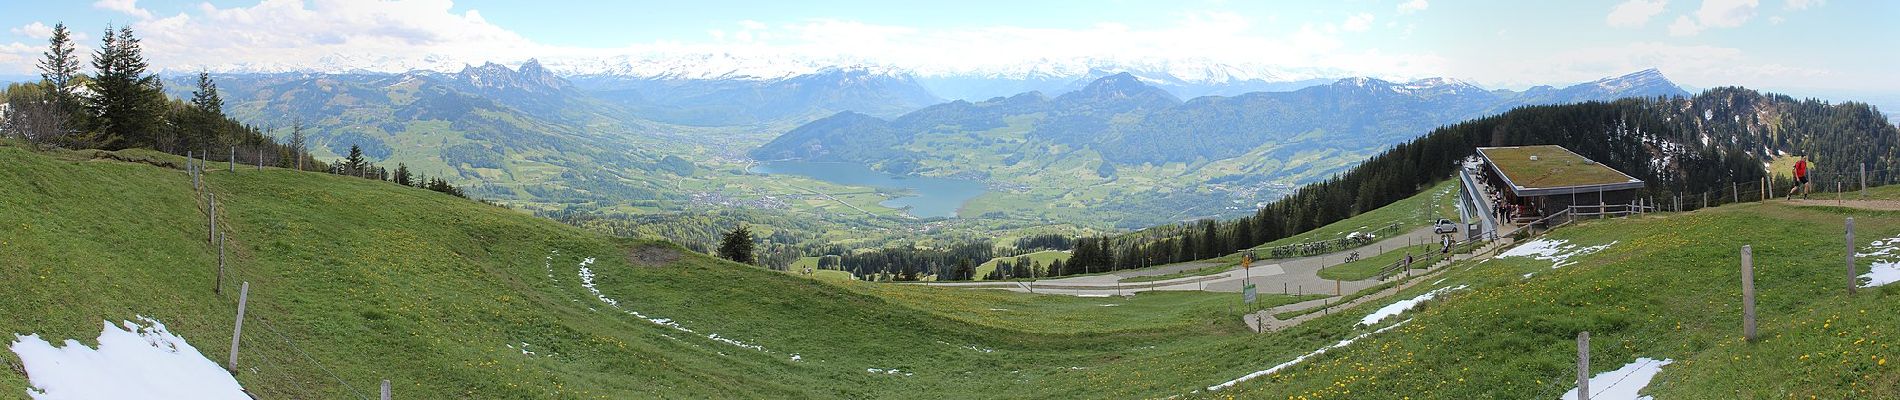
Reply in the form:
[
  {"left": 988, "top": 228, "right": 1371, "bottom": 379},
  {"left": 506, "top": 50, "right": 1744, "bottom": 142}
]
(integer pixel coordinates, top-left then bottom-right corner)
[
  {"left": 86, "top": 25, "right": 162, "bottom": 149},
  {"left": 287, "top": 119, "right": 307, "bottom": 170},
  {"left": 191, "top": 72, "right": 222, "bottom": 114},
  {"left": 718, "top": 225, "right": 756, "bottom": 265},
  {"left": 36, "top": 22, "right": 80, "bottom": 129},
  {"left": 345, "top": 144, "right": 366, "bottom": 176},
  {"left": 393, "top": 163, "right": 413, "bottom": 186}
]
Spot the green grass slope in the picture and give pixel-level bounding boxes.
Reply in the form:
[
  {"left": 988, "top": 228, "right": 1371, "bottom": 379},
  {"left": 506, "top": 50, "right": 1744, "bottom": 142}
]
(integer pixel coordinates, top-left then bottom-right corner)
[
  {"left": 0, "top": 144, "right": 1311, "bottom": 399},
  {"left": 6, "top": 143, "right": 1894, "bottom": 399},
  {"left": 1205, "top": 201, "right": 1900, "bottom": 398}
]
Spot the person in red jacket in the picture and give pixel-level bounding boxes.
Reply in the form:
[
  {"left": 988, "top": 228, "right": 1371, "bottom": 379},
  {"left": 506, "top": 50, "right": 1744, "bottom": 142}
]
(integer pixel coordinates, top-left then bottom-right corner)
[{"left": 1786, "top": 156, "right": 1810, "bottom": 199}]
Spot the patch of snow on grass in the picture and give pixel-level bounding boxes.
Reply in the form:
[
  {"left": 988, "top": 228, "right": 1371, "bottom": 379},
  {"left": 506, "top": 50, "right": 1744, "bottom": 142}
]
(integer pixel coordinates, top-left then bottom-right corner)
[
  {"left": 1207, "top": 319, "right": 1412, "bottom": 392},
  {"left": 1360, "top": 286, "right": 1466, "bottom": 327},
  {"left": 867, "top": 368, "right": 913, "bottom": 376},
  {"left": 1560, "top": 357, "right": 1673, "bottom": 400},
  {"left": 1856, "top": 236, "right": 1900, "bottom": 288},
  {"left": 576, "top": 256, "right": 768, "bottom": 352},
  {"left": 9, "top": 316, "right": 249, "bottom": 400},
  {"left": 1496, "top": 239, "right": 1617, "bottom": 269}
]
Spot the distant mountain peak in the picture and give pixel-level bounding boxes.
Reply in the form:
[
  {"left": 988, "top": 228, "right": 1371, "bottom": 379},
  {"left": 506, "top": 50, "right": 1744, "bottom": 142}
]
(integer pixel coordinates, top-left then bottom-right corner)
[
  {"left": 1580, "top": 68, "right": 1686, "bottom": 98},
  {"left": 458, "top": 59, "right": 569, "bottom": 94},
  {"left": 1070, "top": 72, "right": 1179, "bottom": 103}
]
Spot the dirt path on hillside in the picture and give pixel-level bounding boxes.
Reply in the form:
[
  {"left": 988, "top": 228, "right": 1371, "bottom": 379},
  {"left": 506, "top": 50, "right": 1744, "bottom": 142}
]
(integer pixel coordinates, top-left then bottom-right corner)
[{"left": 1787, "top": 199, "right": 1900, "bottom": 211}]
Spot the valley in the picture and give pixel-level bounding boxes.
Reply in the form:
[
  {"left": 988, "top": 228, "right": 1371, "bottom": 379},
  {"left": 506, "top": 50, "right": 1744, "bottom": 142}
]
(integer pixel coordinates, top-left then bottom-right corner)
[{"left": 4, "top": 3, "right": 1898, "bottom": 398}]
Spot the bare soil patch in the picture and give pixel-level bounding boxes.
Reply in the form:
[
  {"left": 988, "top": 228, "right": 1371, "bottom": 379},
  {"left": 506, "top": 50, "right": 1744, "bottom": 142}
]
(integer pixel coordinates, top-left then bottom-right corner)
[{"left": 627, "top": 244, "right": 682, "bottom": 267}]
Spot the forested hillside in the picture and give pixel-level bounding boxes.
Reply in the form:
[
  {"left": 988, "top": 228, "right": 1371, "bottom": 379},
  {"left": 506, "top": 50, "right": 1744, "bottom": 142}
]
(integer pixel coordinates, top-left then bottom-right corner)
[{"left": 1052, "top": 87, "right": 1897, "bottom": 275}]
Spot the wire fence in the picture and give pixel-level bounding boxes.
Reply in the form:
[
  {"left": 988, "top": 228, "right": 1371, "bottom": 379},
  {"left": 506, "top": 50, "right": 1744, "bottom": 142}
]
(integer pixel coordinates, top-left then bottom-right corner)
[
  {"left": 1651, "top": 165, "right": 1895, "bottom": 213},
  {"left": 186, "top": 155, "right": 378, "bottom": 400},
  {"left": 1255, "top": 222, "right": 1402, "bottom": 260}
]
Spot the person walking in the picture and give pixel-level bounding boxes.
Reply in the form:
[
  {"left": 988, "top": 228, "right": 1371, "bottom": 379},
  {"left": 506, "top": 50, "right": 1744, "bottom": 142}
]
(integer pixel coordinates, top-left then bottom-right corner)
[{"left": 1786, "top": 156, "right": 1811, "bottom": 199}]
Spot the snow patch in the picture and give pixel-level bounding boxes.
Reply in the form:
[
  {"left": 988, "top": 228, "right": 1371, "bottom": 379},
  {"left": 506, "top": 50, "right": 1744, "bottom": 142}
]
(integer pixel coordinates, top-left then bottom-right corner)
[
  {"left": 1560, "top": 357, "right": 1673, "bottom": 400},
  {"left": 576, "top": 256, "right": 767, "bottom": 352},
  {"left": 1496, "top": 239, "right": 1617, "bottom": 269},
  {"left": 1360, "top": 286, "right": 1466, "bottom": 327},
  {"left": 867, "top": 368, "right": 913, "bottom": 376},
  {"left": 1207, "top": 319, "right": 1412, "bottom": 391},
  {"left": 9, "top": 316, "right": 250, "bottom": 400},
  {"left": 1855, "top": 236, "right": 1900, "bottom": 288}
]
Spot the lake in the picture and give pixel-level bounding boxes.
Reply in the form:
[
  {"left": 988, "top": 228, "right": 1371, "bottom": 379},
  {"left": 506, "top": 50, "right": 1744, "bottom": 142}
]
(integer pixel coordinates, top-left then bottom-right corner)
[{"left": 750, "top": 161, "right": 988, "bottom": 219}]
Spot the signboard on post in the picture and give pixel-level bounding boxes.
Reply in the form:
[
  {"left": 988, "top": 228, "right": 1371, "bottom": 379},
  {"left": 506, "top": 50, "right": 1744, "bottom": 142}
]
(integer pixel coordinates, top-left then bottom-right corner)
[{"left": 1242, "top": 282, "right": 1257, "bottom": 304}]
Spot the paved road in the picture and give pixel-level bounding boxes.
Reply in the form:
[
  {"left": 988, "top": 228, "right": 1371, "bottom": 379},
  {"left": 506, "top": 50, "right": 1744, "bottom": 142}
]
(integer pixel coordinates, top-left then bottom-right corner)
[{"left": 916, "top": 226, "right": 1451, "bottom": 298}]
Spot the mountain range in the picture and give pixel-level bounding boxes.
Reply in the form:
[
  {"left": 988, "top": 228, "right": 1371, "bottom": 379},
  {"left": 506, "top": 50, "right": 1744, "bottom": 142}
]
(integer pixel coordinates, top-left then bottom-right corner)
[
  {"left": 754, "top": 69, "right": 1690, "bottom": 181},
  {"left": 158, "top": 59, "right": 1687, "bottom": 229}
]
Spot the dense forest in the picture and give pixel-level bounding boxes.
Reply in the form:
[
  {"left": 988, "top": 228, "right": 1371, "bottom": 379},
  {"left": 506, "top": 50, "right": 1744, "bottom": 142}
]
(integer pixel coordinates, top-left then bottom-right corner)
[{"left": 1046, "top": 89, "right": 1896, "bottom": 277}]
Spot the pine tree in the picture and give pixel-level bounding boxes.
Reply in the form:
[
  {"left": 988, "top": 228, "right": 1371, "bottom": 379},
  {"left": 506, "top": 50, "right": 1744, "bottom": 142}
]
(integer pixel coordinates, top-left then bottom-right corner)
[
  {"left": 36, "top": 22, "right": 81, "bottom": 136},
  {"left": 86, "top": 25, "right": 162, "bottom": 149},
  {"left": 952, "top": 258, "right": 974, "bottom": 281},
  {"left": 718, "top": 225, "right": 756, "bottom": 265},
  {"left": 345, "top": 144, "right": 365, "bottom": 176},
  {"left": 191, "top": 71, "right": 222, "bottom": 114},
  {"left": 287, "top": 119, "right": 307, "bottom": 170},
  {"left": 393, "top": 163, "right": 414, "bottom": 186}
]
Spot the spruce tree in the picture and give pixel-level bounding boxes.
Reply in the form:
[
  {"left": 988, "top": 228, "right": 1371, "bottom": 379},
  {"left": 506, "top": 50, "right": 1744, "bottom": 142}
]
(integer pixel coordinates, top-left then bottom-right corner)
[
  {"left": 287, "top": 119, "right": 307, "bottom": 170},
  {"left": 191, "top": 71, "right": 222, "bottom": 114},
  {"left": 36, "top": 22, "right": 80, "bottom": 131},
  {"left": 718, "top": 225, "right": 756, "bottom": 265},
  {"left": 345, "top": 144, "right": 366, "bottom": 176},
  {"left": 393, "top": 163, "right": 413, "bottom": 186},
  {"left": 86, "top": 25, "right": 162, "bottom": 149}
]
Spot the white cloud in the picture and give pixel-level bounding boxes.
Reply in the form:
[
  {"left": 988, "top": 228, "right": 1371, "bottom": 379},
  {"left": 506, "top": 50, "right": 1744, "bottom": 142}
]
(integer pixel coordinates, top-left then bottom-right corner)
[
  {"left": 126, "top": 0, "right": 543, "bottom": 72},
  {"left": 92, "top": 0, "right": 155, "bottom": 20},
  {"left": 0, "top": 5, "right": 1436, "bottom": 81},
  {"left": 1397, "top": 0, "right": 1429, "bottom": 14},
  {"left": 1342, "top": 13, "right": 1375, "bottom": 32},
  {"left": 1668, "top": 15, "right": 1703, "bottom": 36},
  {"left": 1769, "top": 16, "right": 1786, "bottom": 24},
  {"left": 1669, "top": 0, "right": 1757, "bottom": 36},
  {"left": 1607, "top": 0, "right": 1669, "bottom": 28},
  {"left": 1784, "top": 0, "right": 1822, "bottom": 10},
  {"left": 1695, "top": 0, "right": 1759, "bottom": 28},
  {"left": 0, "top": 42, "right": 37, "bottom": 75},
  {"left": 11, "top": 22, "right": 54, "bottom": 39},
  {"left": 1461, "top": 41, "right": 1830, "bottom": 90}
]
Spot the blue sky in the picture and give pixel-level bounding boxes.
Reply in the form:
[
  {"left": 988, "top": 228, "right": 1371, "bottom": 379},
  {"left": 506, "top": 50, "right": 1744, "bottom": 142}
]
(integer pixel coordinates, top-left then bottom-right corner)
[{"left": 1, "top": 0, "right": 1895, "bottom": 101}]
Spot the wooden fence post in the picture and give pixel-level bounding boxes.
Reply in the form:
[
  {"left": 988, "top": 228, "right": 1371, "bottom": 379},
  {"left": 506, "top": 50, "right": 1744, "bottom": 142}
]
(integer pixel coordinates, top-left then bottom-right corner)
[
  {"left": 381, "top": 380, "right": 391, "bottom": 400},
  {"left": 1577, "top": 331, "right": 1591, "bottom": 400},
  {"left": 1733, "top": 182, "right": 1739, "bottom": 204},
  {"left": 228, "top": 281, "right": 249, "bottom": 373},
  {"left": 215, "top": 231, "right": 224, "bottom": 295},
  {"left": 207, "top": 194, "right": 216, "bottom": 245},
  {"left": 229, "top": 146, "right": 235, "bottom": 173},
  {"left": 1848, "top": 218, "right": 1857, "bottom": 296},
  {"left": 1741, "top": 245, "right": 1757, "bottom": 343}
]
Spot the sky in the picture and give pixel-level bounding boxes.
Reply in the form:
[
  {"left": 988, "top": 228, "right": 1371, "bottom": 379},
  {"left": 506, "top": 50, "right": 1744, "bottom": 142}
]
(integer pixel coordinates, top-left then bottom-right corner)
[{"left": 0, "top": 0, "right": 1895, "bottom": 102}]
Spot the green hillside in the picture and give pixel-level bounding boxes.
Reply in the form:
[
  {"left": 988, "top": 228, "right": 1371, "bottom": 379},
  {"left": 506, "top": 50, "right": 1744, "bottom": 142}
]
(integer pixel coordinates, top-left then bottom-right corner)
[
  {"left": 6, "top": 142, "right": 1897, "bottom": 398},
  {"left": 0, "top": 143, "right": 1290, "bottom": 398},
  {"left": 1205, "top": 200, "right": 1900, "bottom": 398}
]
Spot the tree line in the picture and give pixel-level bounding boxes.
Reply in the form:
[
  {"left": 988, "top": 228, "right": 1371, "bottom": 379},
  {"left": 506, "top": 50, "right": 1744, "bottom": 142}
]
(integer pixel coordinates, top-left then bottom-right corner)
[
  {"left": 1044, "top": 92, "right": 1892, "bottom": 278},
  {"left": 1, "top": 22, "right": 466, "bottom": 198}
]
